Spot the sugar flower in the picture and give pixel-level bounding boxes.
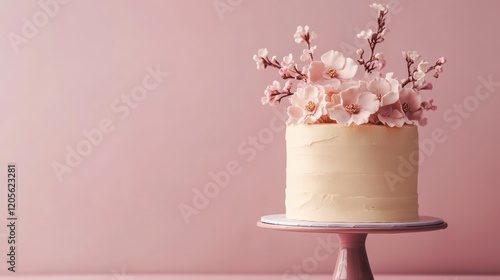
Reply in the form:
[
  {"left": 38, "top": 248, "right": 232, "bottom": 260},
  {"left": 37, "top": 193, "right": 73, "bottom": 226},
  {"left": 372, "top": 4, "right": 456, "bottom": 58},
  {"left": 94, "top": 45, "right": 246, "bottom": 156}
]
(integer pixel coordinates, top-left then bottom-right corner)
[
  {"left": 367, "top": 76, "right": 399, "bottom": 107},
  {"left": 373, "top": 53, "right": 386, "bottom": 70},
  {"left": 253, "top": 3, "right": 447, "bottom": 127},
  {"left": 262, "top": 81, "right": 293, "bottom": 107},
  {"left": 370, "top": 3, "right": 388, "bottom": 12},
  {"left": 252, "top": 48, "right": 269, "bottom": 69},
  {"left": 327, "top": 84, "right": 380, "bottom": 125},
  {"left": 377, "top": 101, "right": 406, "bottom": 127},
  {"left": 294, "top": 25, "right": 317, "bottom": 44},
  {"left": 421, "top": 98, "right": 437, "bottom": 111},
  {"left": 399, "top": 88, "right": 423, "bottom": 123},
  {"left": 357, "top": 29, "right": 374, "bottom": 40},
  {"left": 402, "top": 51, "right": 421, "bottom": 62},
  {"left": 279, "top": 54, "right": 295, "bottom": 78},
  {"left": 287, "top": 85, "right": 327, "bottom": 125},
  {"left": 308, "top": 50, "right": 358, "bottom": 83},
  {"left": 300, "top": 46, "right": 317, "bottom": 62}
]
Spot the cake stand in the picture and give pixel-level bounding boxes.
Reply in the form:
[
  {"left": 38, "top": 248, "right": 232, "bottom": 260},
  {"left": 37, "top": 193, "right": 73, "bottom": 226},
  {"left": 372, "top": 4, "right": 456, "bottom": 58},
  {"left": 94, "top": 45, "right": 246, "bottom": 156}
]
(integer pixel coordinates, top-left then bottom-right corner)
[{"left": 257, "top": 214, "right": 447, "bottom": 280}]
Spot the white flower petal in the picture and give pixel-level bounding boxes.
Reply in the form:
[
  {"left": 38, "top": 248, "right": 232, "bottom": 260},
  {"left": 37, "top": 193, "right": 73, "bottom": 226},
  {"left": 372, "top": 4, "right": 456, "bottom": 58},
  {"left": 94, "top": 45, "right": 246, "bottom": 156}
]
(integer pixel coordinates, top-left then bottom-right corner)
[
  {"left": 351, "top": 110, "right": 371, "bottom": 125},
  {"left": 357, "top": 92, "right": 380, "bottom": 114},
  {"left": 336, "top": 58, "right": 358, "bottom": 80},
  {"left": 381, "top": 91, "right": 399, "bottom": 106},
  {"left": 321, "top": 50, "right": 345, "bottom": 70},
  {"left": 328, "top": 105, "right": 351, "bottom": 125}
]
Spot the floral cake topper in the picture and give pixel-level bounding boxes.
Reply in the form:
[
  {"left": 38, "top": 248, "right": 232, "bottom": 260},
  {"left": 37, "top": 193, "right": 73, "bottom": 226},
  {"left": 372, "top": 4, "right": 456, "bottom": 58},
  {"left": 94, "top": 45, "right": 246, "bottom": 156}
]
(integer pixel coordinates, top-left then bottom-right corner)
[{"left": 253, "top": 3, "right": 446, "bottom": 127}]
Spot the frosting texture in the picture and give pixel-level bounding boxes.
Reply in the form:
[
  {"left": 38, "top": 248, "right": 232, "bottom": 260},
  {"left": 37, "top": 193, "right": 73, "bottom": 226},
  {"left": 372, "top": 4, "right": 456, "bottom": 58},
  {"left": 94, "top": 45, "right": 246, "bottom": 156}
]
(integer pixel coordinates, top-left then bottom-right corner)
[{"left": 285, "top": 123, "right": 419, "bottom": 222}]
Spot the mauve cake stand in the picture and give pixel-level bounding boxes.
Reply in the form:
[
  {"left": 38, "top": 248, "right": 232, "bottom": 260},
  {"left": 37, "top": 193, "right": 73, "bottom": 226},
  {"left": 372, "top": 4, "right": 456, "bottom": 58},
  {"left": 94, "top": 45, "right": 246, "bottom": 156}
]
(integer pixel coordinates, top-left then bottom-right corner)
[{"left": 257, "top": 214, "right": 447, "bottom": 280}]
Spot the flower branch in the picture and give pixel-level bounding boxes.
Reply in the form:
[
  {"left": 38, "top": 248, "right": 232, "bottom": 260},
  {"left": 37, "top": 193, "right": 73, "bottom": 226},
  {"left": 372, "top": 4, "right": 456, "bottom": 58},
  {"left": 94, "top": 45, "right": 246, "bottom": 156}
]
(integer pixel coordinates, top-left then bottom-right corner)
[
  {"left": 253, "top": 3, "right": 448, "bottom": 127},
  {"left": 357, "top": 3, "right": 389, "bottom": 73}
]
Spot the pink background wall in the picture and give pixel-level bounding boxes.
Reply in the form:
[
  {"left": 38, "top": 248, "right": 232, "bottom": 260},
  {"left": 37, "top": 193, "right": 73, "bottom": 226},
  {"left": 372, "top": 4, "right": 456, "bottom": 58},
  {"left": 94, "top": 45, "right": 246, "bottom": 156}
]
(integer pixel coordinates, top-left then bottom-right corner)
[{"left": 1, "top": 0, "right": 499, "bottom": 275}]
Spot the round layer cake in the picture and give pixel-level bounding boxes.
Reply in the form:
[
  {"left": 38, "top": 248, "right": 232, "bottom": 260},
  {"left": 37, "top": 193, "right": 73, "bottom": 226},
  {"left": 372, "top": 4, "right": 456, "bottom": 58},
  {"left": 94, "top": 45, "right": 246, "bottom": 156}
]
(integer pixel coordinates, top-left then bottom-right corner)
[{"left": 285, "top": 123, "right": 419, "bottom": 222}]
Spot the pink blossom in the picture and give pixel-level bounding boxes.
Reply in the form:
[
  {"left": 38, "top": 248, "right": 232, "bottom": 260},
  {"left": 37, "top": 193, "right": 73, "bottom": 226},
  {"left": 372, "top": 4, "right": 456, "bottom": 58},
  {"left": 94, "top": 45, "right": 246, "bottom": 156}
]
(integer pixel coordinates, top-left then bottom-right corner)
[
  {"left": 327, "top": 84, "right": 380, "bottom": 125},
  {"left": 357, "top": 29, "right": 373, "bottom": 40},
  {"left": 377, "top": 101, "right": 407, "bottom": 127},
  {"left": 399, "top": 88, "right": 423, "bottom": 123},
  {"left": 262, "top": 81, "right": 291, "bottom": 107},
  {"left": 294, "top": 25, "right": 317, "bottom": 44},
  {"left": 421, "top": 98, "right": 437, "bottom": 111},
  {"left": 373, "top": 53, "right": 386, "bottom": 70},
  {"left": 434, "top": 65, "right": 443, "bottom": 78},
  {"left": 370, "top": 3, "right": 388, "bottom": 12},
  {"left": 402, "top": 51, "right": 420, "bottom": 62},
  {"left": 412, "top": 61, "right": 433, "bottom": 88},
  {"left": 367, "top": 77, "right": 399, "bottom": 107},
  {"left": 287, "top": 85, "right": 327, "bottom": 124},
  {"left": 279, "top": 54, "right": 295, "bottom": 78},
  {"left": 300, "top": 45, "right": 317, "bottom": 62},
  {"left": 308, "top": 50, "right": 358, "bottom": 83},
  {"left": 322, "top": 82, "right": 342, "bottom": 104},
  {"left": 252, "top": 48, "right": 268, "bottom": 69}
]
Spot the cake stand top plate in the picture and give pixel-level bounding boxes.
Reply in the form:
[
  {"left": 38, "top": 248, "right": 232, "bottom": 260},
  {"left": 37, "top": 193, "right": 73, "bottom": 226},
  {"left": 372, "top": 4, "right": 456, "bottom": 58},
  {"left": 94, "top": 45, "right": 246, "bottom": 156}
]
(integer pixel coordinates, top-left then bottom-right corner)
[{"left": 258, "top": 214, "right": 447, "bottom": 234}]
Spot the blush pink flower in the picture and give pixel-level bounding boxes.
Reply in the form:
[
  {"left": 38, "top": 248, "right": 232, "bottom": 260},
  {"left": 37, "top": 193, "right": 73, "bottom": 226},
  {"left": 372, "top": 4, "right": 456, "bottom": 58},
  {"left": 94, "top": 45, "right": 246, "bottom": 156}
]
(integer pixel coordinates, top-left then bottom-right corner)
[
  {"left": 399, "top": 88, "right": 423, "bottom": 123},
  {"left": 308, "top": 50, "right": 358, "bottom": 83},
  {"left": 287, "top": 85, "right": 327, "bottom": 125},
  {"left": 327, "top": 84, "right": 380, "bottom": 125},
  {"left": 377, "top": 101, "right": 407, "bottom": 127},
  {"left": 367, "top": 75, "right": 399, "bottom": 107}
]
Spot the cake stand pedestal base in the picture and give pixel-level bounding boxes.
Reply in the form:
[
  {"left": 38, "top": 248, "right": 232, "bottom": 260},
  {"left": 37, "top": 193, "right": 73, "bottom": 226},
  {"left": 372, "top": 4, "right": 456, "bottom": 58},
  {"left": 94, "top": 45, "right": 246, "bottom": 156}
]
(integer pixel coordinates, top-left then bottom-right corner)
[
  {"left": 257, "top": 214, "right": 447, "bottom": 280},
  {"left": 333, "top": 233, "right": 372, "bottom": 280}
]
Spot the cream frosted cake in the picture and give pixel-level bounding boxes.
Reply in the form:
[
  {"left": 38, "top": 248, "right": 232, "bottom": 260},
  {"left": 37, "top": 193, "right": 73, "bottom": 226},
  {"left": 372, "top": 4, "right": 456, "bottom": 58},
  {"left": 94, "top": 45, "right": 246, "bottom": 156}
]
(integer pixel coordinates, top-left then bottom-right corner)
[
  {"left": 252, "top": 3, "right": 446, "bottom": 222},
  {"left": 286, "top": 124, "right": 419, "bottom": 222}
]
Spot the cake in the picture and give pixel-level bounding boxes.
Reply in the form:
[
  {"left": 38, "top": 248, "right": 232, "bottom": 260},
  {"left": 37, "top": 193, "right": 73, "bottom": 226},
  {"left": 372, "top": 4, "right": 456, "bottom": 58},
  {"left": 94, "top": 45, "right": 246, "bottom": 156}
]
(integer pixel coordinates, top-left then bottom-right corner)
[
  {"left": 285, "top": 124, "right": 419, "bottom": 222},
  {"left": 252, "top": 3, "right": 446, "bottom": 223}
]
